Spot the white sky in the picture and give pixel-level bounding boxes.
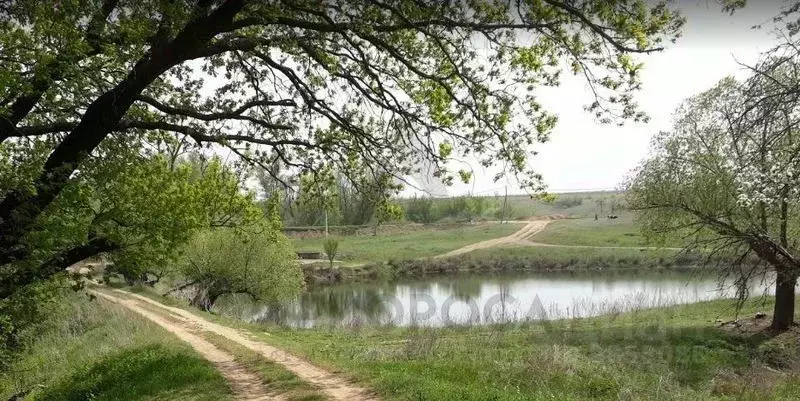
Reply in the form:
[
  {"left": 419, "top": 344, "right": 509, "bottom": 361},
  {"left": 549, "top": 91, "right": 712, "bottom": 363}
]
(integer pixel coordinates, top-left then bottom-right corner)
[{"left": 433, "top": 1, "right": 782, "bottom": 197}]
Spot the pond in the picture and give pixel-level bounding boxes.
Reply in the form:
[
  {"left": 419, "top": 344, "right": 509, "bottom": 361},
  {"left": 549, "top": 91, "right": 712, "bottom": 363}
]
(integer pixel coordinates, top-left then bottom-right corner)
[{"left": 214, "top": 269, "right": 776, "bottom": 328}]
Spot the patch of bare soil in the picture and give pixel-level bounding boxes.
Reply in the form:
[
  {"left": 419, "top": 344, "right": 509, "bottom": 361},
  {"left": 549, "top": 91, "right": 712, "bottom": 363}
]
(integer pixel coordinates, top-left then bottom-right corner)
[
  {"left": 92, "top": 291, "right": 277, "bottom": 401},
  {"left": 99, "top": 289, "right": 379, "bottom": 401}
]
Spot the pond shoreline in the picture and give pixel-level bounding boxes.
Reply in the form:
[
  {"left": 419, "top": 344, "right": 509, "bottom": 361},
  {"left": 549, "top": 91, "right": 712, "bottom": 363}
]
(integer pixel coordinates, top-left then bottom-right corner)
[{"left": 302, "top": 248, "right": 718, "bottom": 286}]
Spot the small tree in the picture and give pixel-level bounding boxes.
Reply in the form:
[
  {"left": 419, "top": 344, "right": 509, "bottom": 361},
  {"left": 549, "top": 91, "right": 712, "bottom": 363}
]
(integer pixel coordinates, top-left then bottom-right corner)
[
  {"left": 465, "top": 196, "right": 488, "bottom": 222},
  {"left": 405, "top": 196, "right": 435, "bottom": 223},
  {"left": 180, "top": 196, "right": 302, "bottom": 311},
  {"left": 595, "top": 198, "right": 606, "bottom": 216},
  {"left": 323, "top": 238, "right": 339, "bottom": 272}
]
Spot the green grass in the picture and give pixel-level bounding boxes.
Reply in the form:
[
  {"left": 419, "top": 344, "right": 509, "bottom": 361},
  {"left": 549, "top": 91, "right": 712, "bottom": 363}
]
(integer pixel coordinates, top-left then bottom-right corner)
[
  {"left": 466, "top": 245, "right": 691, "bottom": 268},
  {"left": 531, "top": 214, "right": 684, "bottom": 248},
  {"left": 293, "top": 223, "right": 521, "bottom": 264},
  {"left": 202, "top": 332, "right": 326, "bottom": 401},
  {"left": 245, "top": 298, "right": 800, "bottom": 401},
  {"left": 101, "top": 284, "right": 800, "bottom": 401},
  {"left": 0, "top": 292, "right": 234, "bottom": 401}
]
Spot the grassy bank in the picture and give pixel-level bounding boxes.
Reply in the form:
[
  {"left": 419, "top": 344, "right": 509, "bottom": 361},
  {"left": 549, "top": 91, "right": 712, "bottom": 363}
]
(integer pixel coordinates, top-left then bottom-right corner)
[
  {"left": 0, "top": 292, "right": 233, "bottom": 401},
  {"left": 102, "top": 283, "right": 800, "bottom": 400},
  {"left": 293, "top": 223, "right": 521, "bottom": 264},
  {"left": 246, "top": 297, "right": 800, "bottom": 401},
  {"left": 318, "top": 246, "right": 702, "bottom": 284},
  {"left": 531, "top": 214, "right": 647, "bottom": 246}
]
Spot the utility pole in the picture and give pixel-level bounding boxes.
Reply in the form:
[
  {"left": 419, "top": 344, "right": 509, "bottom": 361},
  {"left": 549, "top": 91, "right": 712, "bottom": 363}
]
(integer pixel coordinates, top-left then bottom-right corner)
[{"left": 501, "top": 186, "right": 508, "bottom": 224}]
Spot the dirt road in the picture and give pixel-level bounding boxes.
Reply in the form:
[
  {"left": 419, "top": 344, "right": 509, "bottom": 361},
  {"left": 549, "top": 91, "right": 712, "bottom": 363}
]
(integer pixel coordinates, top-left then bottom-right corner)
[
  {"left": 93, "top": 288, "right": 378, "bottom": 401},
  {"left": 435, "top": 219, "right": 551, "bottom": 258},
  {"left": 93, "top": 290, "right": 276, "bottom": 401}
]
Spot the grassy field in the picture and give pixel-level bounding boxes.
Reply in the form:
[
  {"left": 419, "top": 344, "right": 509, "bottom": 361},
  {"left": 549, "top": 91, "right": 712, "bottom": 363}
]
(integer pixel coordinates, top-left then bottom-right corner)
[
  {"left": 293, "top": 223, "right": 521, "bottom": 264},
  {"left": 246, "top": 297, "right": 800, "bottom": 401},
  {"left": 0, "top": 292, "right": 234, "bottom": 401},
  {"left": 530, "top": 213, "right": 688, "bottom": 248},
  {"left": 531, "top": 213, "right": 651, "bottom": 247},
  {"left": 502, "top": 191, "right": 625, "bottom": 219}
]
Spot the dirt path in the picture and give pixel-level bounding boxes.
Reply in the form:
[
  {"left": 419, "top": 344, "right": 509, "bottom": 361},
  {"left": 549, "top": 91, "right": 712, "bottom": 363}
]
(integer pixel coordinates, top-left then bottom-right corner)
[
  {"left": 97, "top": 289, "right": 378, "bottom": 401},
  {"left": 92, "top": 291, "right": 277, "bottom": 401},
  {"left": 435, "top": 219, "right": 551, "bottom": 258}
]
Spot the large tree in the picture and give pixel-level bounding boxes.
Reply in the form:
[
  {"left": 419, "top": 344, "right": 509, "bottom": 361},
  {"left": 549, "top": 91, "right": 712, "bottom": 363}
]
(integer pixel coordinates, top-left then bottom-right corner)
[
  {"left": 626, "top": 44, "right": 800, "bottom": 331},
  {"left": 0, "top": 0, "right": 683, "bottom": 297}
]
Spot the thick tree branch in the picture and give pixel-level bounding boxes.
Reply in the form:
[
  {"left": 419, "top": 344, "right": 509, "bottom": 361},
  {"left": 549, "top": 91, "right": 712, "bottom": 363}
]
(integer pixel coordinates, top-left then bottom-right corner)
[
  {"left": 0, "top": 0, "right": 247, "bottom": 266},
  {"left": 0, "top": 237, "right": 119, "bottom": 300},
  {"left": 134, "top": 94, "right": 295, "bottom": 121}
]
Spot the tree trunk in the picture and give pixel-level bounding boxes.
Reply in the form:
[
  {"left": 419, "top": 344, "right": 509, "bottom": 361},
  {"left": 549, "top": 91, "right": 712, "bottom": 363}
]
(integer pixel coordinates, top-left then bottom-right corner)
[
  {"left": 772, "top": 269, "right": 797, "bottom": 331},
  {"left": 190, "top": 287, "right": 221, "bottom": 312}
]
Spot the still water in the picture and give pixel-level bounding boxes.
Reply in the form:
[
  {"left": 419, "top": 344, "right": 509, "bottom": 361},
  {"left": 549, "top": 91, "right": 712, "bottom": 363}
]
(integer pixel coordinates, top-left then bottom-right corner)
[{"left": 214, "top": 270, "right": 774, "bottom": 328}]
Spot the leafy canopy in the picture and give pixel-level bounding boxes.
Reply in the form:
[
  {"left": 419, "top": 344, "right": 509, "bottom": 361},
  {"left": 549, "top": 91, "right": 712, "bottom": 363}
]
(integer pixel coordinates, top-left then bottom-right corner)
[
  {"left": 626, "top": 42, "right": 800, "bottom": 330},
  {"left": 0, "top": 0, "right": 683, "bottom": 295}
]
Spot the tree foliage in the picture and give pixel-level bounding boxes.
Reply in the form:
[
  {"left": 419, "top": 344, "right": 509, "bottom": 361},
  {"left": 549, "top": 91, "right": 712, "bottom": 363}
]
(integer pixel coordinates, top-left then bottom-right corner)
[
  {"left": 0, "top": 0, "right": 683, "bottom": 298},
  {"left": 323, "top": 237, "right": 339, "bottom": 270},
  {"left": 179, "top": 198, "right": 302, "bottom": 311},
  {"left": 626, "top": 43, "right": 800, "bottom": 330},
  {"left": 0, "top": 132, "right": 259, "bottom": 299}
]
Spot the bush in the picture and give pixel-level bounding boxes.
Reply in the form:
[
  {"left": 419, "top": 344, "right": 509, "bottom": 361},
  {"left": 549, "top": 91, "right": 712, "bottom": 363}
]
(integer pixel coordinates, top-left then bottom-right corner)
[
  {"left": 554, "top": 196, "right": 583, "bottom": 209},
  {"left": 323, "top": 238, "right": 339, "bottom": 269},
  {"left": 0, "top": 278, "right": 65, "bottom": 367},
  {"left": 178, "top": 224, "right": 303, "bottom": 311},
  {"left": 405, "top": 196, "right": 435, "bottom": 223}
]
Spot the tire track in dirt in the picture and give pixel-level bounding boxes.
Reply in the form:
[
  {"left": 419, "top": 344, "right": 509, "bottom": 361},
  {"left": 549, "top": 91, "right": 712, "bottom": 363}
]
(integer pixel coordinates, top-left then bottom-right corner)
[
  {"left": 101, "top": 288, "right": 379, "bottom": 401},
  {"left": 92, "top": 291, "right": 278, "bottom": 401}
]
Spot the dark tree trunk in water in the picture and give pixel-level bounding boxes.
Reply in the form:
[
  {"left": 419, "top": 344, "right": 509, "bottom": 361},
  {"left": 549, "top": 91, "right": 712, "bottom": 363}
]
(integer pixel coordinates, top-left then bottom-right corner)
[{"left": 772, "top": 269, "right": 798, "bottom": 331}]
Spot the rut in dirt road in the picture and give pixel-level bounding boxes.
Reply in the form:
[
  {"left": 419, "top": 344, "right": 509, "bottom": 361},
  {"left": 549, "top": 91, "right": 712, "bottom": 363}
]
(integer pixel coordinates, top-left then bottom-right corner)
[
  {"left": 93, "top": 291, "right": 277, "bottom": 401},
  {"left": 100, "top": 289, "right": 379, "bottom": 401}
]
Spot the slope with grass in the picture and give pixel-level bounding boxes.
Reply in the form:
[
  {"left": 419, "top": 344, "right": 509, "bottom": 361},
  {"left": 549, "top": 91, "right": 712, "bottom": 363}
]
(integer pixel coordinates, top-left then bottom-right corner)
[
  {"left": 292, "top": 223, "right": 522, "bottom": 264},
  {"left": 245, "top": 298, "right": 800, "bottom": 401},
  {"left": 94, "top": 285, "right": 800, "bottom": 401},
  {"left": 0, "top": 292, "right": 234, "bottom": 401}
]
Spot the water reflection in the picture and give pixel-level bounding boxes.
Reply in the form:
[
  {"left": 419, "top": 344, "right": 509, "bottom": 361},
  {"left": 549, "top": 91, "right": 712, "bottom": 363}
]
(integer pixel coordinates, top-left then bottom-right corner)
[{"left": 213, "top": 270, "right": 779, "bottom": 328}]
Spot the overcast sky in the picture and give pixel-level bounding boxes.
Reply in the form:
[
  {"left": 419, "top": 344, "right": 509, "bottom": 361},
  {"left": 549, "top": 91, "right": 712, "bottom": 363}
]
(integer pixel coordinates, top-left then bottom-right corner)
[{"left": 430, "top": 0, "right": 783, "bottom": 197}]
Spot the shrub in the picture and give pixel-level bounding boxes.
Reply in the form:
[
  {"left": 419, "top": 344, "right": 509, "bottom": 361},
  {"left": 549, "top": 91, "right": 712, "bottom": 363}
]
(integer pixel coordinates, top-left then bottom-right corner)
[
  {"left": 178, "top": 224, "right": 302, "bottom": 311},
  {"left": 405, "top": 196, "right": 435, "bottom": 223},
  {"left": 323, "top": 238, "right": 339, "bottom": 270},
  {"left": 554, "top": 196, "right": 583, "bottom": 209}
]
